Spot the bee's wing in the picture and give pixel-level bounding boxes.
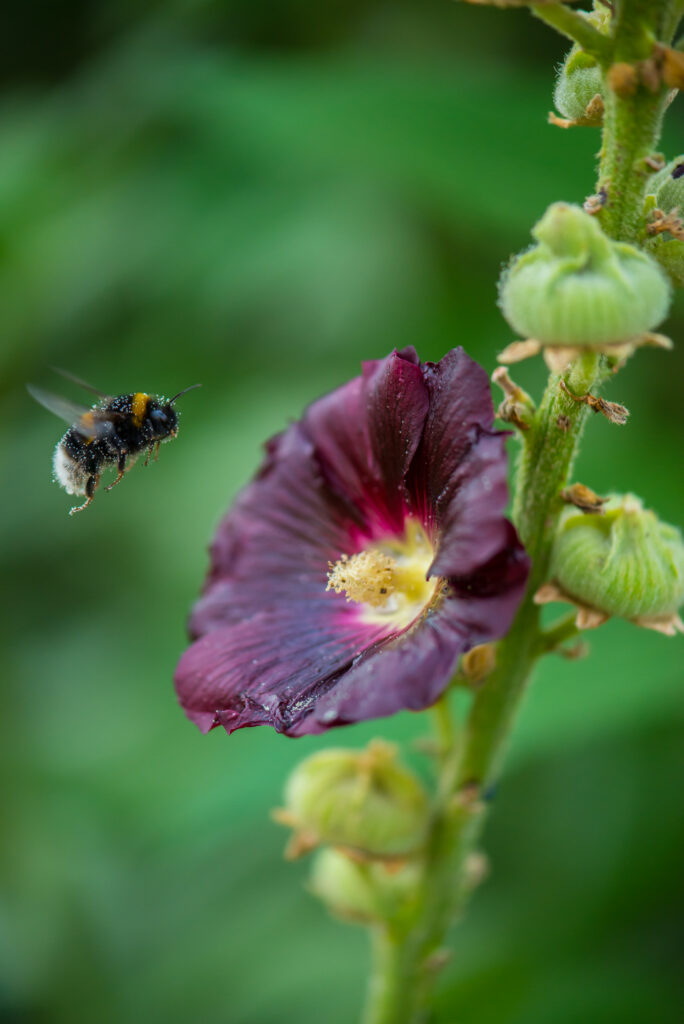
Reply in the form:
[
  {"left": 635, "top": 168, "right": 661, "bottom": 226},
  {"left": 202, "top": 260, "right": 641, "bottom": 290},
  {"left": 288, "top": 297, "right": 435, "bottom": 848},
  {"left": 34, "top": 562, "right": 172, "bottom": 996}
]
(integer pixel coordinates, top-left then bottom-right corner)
[
  {"left": 27, "top": 385, "right": 117, "bottom": 441},
  {"left": 49, "top": 367, "right": 110, "bottom": 400},
  {"left": 28, "top": 384, "right": 91, "bottom": 424}
]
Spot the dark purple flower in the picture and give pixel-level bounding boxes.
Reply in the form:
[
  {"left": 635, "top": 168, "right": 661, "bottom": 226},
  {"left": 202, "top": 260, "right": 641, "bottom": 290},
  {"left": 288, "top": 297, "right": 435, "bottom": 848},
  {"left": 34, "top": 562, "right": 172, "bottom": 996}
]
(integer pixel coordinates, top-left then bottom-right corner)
[{"left": 175, "top": 348, "right": 529, "bottom": 737}]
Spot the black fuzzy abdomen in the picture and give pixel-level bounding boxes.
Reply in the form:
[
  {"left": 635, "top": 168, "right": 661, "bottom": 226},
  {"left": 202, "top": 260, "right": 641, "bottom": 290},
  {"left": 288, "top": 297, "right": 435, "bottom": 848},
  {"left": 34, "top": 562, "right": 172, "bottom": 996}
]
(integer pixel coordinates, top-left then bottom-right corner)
[{"left": 61, "top": 427, "right": 121, "bottom": 475}]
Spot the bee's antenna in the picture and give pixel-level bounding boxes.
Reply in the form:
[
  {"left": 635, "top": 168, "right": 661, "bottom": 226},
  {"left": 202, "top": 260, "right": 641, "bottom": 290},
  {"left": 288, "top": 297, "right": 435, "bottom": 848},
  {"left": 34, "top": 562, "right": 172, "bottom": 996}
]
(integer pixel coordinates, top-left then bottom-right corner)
[{"left": 168, "top": 383, "right": 202, "bottom": 404}]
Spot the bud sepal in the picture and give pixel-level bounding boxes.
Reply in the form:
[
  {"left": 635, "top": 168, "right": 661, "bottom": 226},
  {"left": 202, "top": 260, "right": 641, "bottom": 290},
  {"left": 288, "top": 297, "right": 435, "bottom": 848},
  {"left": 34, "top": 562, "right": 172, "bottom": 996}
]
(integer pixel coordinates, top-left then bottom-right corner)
[{"left": 492, "top": 367, "right": 535, "bottom": 435}]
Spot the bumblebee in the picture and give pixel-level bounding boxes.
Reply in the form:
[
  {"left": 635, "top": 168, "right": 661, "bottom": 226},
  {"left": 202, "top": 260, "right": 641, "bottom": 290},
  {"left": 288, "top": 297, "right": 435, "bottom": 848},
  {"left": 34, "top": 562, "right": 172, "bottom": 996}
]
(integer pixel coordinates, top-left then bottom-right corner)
[{"left": 28, "top": 370, "right": 200, "bottom": 515}]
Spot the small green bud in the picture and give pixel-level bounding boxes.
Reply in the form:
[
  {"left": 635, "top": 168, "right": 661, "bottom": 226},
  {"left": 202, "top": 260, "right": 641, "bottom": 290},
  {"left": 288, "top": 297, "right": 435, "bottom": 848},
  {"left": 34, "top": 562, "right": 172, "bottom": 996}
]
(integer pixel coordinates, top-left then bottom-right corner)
[
  {"left": 551, "top": 495, "right": 684, "bottom": 625},
  {"left": 552, "top": 10, "right": 609, "bottom": 125},
  {"left": 644, "top": 156, "right": 684, "bottom": 287},
  {"left": 308, "top": 847, "right": 419, "bottom": 925},
  {"left": 277, "top": 741, "right": 429, "bottom": 859},
  {"left": 499, "top": 203, "right": 671, "bottom": 348},
  {"left": 647, "top": 155, "right": 684, "bottom": 212},
  {"left": 553, "top": 49, "right": 603, "bottom": 124}
]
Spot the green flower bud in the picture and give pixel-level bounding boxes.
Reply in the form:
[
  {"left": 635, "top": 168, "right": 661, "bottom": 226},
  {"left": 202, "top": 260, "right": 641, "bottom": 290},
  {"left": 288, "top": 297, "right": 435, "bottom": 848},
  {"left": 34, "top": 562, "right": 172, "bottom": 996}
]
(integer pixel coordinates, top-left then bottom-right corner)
[
  {"left": 647, "top": 155, "right": 684, "bottom": 212},
  {"left": 552, "top": 10, "right": 609, "bottom": 125},
  {"left": 644, "top": 157, "right": 684, "bottom": 287},
  {"left": 551, "top": 495, "right": 684, "bottom": 624},
  {"left": 553, "top": 49, "right": 603, "bottom": 124},
  {"left": 278, "top": 741, "right": 429, "bottom": 859},
  {"left": 645, "top": 237, "right": 684, "bottom": 288},
  {"left": 499, "top": 203, "right": 671, "bottom": 348},
  {"left": 308, "top": 847, "right": 419, "bottom": 925}
]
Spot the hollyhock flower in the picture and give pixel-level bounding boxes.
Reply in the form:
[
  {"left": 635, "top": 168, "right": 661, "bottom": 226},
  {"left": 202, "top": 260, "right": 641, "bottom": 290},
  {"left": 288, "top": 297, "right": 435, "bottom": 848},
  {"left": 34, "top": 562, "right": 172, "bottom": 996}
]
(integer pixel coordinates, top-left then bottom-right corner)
[{"left": 175, "top": 348, "right": 529, "bottom": 737}]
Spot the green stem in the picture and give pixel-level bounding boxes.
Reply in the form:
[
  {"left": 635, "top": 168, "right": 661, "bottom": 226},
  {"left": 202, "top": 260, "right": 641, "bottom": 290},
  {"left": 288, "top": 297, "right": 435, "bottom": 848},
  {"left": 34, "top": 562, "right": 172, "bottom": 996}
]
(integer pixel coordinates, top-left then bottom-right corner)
[
  {"left": 597, "top": 0, "right": 674, "bottom": 241},
  {"left": 455, "top": 351, "right": 604, "bottom": 790},
  {"left": 513, "top": 352, "right": 600, "bottom": 567},
  {"left": 530, "top": 4, "right": 611, "bottom": 60},
  {"left": 597, "top": 86, "right": 669, "bottom": 241},
  {"left": 614, "top": 0, "right": 681, "bottom": 50},
  {"left": 663, "top": 1, "right": 684, "bottom": 42},
  {"left": 363, "top": 928, "right": 417, "bottom": 1024},
  {"left": 537, "top": 612, "right": 580, "bottom": 655},
  {"left": 431, "top": 691, "right": 456, "bottom": 761}
]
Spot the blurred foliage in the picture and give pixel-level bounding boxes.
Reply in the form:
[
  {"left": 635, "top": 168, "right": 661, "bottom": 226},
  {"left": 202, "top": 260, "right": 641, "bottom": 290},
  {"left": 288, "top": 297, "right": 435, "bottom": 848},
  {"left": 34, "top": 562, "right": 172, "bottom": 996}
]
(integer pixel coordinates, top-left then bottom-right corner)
[{"left": 1, "top": 1, "right": 683, "bottom": 1022}]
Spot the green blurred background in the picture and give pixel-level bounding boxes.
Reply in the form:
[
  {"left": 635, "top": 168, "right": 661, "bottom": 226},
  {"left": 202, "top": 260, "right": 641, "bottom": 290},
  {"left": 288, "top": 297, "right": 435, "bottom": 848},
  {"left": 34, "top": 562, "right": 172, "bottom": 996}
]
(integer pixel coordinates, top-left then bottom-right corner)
[{"left": 1, "top": 2, "right": 683, "bottom": 1022}]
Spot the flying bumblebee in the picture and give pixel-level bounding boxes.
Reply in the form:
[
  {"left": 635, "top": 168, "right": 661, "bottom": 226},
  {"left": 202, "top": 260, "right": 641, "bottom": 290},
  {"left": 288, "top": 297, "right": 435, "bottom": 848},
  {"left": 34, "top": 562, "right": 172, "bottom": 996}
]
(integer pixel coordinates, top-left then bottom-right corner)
[{"left": 27, "top": 369, "right": 200, "bottom": 515}]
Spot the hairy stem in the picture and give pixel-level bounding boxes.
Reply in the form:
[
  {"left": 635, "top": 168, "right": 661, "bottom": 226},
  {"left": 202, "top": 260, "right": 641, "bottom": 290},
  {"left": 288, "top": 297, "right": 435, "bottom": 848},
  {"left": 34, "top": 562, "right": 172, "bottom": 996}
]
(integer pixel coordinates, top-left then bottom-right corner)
[
  {"left": 597, "top": 87, "right": 668, "bottom": 241},
  {"left": 597, "top": 0, "right": 675, "bottom": 241},
  {"left": 661, "top": 0, "right": 684, "bottom": 42},
  {"left": 530, "top": 4, "right": 611, "bottom": 59},
  {"left": 363, "top": 928, "right": 417, "bottom": 1024}
]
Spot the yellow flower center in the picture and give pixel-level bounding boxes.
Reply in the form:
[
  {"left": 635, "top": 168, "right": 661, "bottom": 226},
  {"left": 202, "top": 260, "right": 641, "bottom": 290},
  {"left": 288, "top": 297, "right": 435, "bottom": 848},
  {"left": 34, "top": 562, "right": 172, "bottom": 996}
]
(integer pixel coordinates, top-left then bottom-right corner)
[
  {"left": 326, "top": 521, "right": 444, "bottom": 629},
  {"left": 326, "top": 550, "right": 396, "bottom": 608}
]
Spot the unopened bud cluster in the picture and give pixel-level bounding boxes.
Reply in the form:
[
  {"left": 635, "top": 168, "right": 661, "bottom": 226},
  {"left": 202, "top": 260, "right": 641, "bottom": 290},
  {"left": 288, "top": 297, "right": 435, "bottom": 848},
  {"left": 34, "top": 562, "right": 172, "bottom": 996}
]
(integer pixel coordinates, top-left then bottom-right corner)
[{"left": 274, "top": 741, "right": 431, "bottom": 924}]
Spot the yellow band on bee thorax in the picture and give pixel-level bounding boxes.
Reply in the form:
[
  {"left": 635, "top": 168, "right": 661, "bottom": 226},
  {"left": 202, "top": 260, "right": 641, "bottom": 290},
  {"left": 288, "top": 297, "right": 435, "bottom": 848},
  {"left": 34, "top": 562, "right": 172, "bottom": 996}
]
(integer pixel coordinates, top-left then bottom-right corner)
[{"left": 131, "top": 392, "right": 149, "bottom": 428}]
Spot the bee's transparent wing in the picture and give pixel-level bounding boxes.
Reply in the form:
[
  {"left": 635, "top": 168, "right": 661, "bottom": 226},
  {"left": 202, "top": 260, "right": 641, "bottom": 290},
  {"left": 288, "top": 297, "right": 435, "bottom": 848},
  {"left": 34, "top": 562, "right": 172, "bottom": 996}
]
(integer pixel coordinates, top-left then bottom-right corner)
[
  {"left": 49, "top": 367, "right": 110, "bottom": 400},
  {"left": 28, "top": 384, "right": 90, "bottom": 424},
  {"left": 27, "top": 385, "right": 116, "bottom": 440}
]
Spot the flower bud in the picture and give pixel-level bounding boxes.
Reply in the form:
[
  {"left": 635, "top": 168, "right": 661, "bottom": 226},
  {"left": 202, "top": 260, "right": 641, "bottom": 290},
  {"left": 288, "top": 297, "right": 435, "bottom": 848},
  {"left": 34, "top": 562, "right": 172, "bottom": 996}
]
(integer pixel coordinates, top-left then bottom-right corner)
[
  {"left": 499, "top": 203, "right": 671, "bottom": 348},
  {"left": 550, "top": 495, "right": 684, "bottom": 627},
  {"left": 648, "top": 155, "right": 684, "bottom": 213},
  {"left": 277, "top": 741, "right": 429, "bottom": 859},
  {"left": 645, "top": 236, "right": 684, "bottom": 289},
  {"left": 552, "top": 10, "right": 608, "bottom": 125},
  {"left": 553, "top": 50, "right": 603, "bottom": 124},
  {"left": 645, "top": 156, "right": 684, "bottom": 286},
  {"left": 308, "top": 847, "right": 419, "bottom": 925}
]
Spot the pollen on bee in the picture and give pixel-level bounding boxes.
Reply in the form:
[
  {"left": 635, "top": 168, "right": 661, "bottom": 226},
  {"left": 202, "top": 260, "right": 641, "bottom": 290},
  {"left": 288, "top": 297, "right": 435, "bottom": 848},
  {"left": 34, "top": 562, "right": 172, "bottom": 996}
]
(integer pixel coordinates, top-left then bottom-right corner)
[{"left": 326, "top": 550, "right": 397, "bottom": 607}]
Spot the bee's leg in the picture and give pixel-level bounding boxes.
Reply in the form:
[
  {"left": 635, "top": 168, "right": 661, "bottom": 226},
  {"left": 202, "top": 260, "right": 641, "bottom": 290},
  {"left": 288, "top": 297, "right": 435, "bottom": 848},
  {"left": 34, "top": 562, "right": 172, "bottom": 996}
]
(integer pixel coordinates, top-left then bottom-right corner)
[
  {"left": 105, "top": 450, "right": 128, "bottom": 491},
  {"left": 69, "top": 474, "right": 99, "bottom": 515},
  {"left": 144, "top": 442, "right": 159, "bottom": 466}
]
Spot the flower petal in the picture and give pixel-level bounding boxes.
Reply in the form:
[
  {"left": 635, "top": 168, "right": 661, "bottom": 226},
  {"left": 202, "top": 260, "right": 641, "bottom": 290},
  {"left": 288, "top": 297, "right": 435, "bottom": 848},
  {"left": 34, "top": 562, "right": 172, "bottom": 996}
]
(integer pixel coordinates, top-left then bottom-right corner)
[
  {"left": 429, "top": 431, "right": 513, "bottom": 579},
  {"left": 302, "top": 348, "right": 429, "bottom": 536},
  {"left": 363, "top": 349, "right": 429, "bottom": 527},
  {"left": 175, "top": 605, "right": 391, "bottom": 735},
  {"left": 195, "top": 423, "right": 350, "bottom": 634},
  {"left": 408, "top": 348, "right": 496, "bottom": 530},
  {"left": 446, "top": 522, "right": 530, "bottom": 638},
  {"left": 287, "top": 605, "right": 466, "bottom": 734}
]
